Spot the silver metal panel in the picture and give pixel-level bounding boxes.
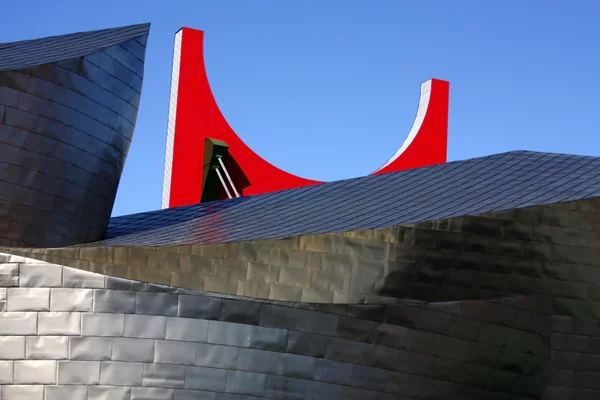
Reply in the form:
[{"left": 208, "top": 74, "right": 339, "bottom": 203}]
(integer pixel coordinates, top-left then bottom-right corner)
[
  {"left": 361, "top": 344, "right": 398, "bottom": 371},
  {"left": 87, "top": 386, "right": 130, "bottom": 400},
  {"left": 0, "top": 264, "right": 19, "bottom": 287},
  {"left": 248, "top": 325, "right": 287, "bottom": 352},
  {"left": 81, "top": 313, "right": 124, "bottom": 337},
  {"left": 69, "top": 337, "right": 112, "bottom": 361},
  {"left": 0, "top": 312, "right": 37, "bottom": 335},
  {"left": 350, "top": 387, "right": 396, "bottom": 400},
  {"left": 336, "top": 316, "right": 375, "bottom": 342},
  {"left": 142, "top": 363, "right": 185, "bottom": 388},
  {"left": 195, "top": 343, "right": 238, "bottom": 369},
  {"left": 314, "top": 358, "right": 353, "bottom": 386},
  {"left": 226, "top": 370, "right": 267, "bottom": 397},
  {"left": 112, "top": 338, "right": 155, "bottom": 363},
  {"left": 93, "top": 290, "right": 136, "bottom": 313},
  {"left": 105, "top": 276, "right": 134, "bottom": 291},
  {"left": 50, "top": 288, "right": 93, "bottom": 312},
  {"left": 37, "top": 312, "right": 80, "bottom": 335},
  {"left": 298, "top": 310, "right": 339, "bottom": 336},
  {"left": 207, "top": 321, "right": 251, "bottom": 348},
  {"left": 275, "top": 376, "right": 307, "bottom": 399},
  {"left": 25, "top": 336, "right": 68, "bottom": 360},
  {"left": 62, "top": 269, "right": 105, "bottom": 289},
  {"left": 154, "top": 340, "right": 196, "bottom": 365},
  {"left": 0, "top": 361, "right": 13, "bottom": 384},
  {"left": 277, "top": 353, "right": 316, "bottom": 380},
  {"left": 221, "top": 299, "right": 261, "bottom": 325},
  {"left": 57, "top": 361, "right": 100, "bottom": 385},
  {"left": 260, "top": 304, "right": 300, "bottom": 330},
  {"left": 237, "top": 348, "right": 278, "bottom": 375},
  {"left": 173, "top": 389, "right": 217, "bottom": 400},
  {"left": 6, "top": 288, "right": 49, "bottom": 311},
  {"left": 45, "top": 385, "right": 88, "bottom": 400},
  {"left": 351, "top": 364, "right": 389, "bottom": 392},
  {"left": 1, "top": 385, "right": 44, "bottom": 400},
  {"left": 386, "top": 371, "right": 421, "bottom": 397},
  {"left": 136, "top": 292, "right": 178, "bottom": 316},
  {"left": 0, "top": 337, "right": 25, "bottom": 360},
  {"left": 178, "top": 295, "right": 222, "bottom": 320},
  {"left": 373, "top": 323, "right": 410, "bottom": 349},
  {"left": 184, "top": 366, "right": 227, "bottom": 392},
  {"left": 99, "top": 361, "right": 143, "bottom": 386},
  {"left": 13, "top": 360, "right": 56, "bottom": 384},
  {"left": 123, "top": 314, "right": 167, "bottom": 339},
  {"left": 18, "top": 264, "right": 62, "bottom": 287},
  {"left": 324, "top": 337, "right": 363, "bottom": 364},
  {"left": 166, "top": 317, "right": 209, "bottom": 343},
  {"left": 305, "top": 380, "right": 348, "bottom": 400},
  {"left": 0, "top": 87, "right": 18, "bottom": 106},
  {"left": 287, "top": 331, "right": 327, "bottom": 358},
  {"left": 131, "top": 387, "right": 174, "bottom": 400}
]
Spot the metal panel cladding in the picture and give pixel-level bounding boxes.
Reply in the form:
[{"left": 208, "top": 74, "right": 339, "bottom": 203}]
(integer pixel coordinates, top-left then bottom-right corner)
[{"left": 0, "top": 23, "right": 150, "bottom": 247}]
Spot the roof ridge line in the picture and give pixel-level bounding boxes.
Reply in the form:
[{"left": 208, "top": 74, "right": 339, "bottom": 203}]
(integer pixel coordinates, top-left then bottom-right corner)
[{"left": 0, "top": 22, "right": 150, "bottom": 46}]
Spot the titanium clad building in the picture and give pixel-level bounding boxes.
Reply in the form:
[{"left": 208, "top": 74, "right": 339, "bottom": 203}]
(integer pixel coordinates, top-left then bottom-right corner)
[
  {"left": 0, "top": 23, "right": 149, "bottom": 248},
  {"left": 0, "top": 24, "right": 599, "bottom": 400}
]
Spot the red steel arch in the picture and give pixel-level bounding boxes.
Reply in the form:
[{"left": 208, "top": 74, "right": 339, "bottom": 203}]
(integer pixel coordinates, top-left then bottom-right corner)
[{"left": 161, "top": 27, "right": 449, "bottom": 209}]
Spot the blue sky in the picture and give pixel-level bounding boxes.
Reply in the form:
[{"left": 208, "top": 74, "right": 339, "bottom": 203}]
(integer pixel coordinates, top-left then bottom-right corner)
[{"left": 3, "top": 1, "right": 599, "bottom": 216}]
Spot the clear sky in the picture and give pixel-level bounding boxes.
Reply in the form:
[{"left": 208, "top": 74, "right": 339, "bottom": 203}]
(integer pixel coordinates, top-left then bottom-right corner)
[{"left": 3, "top": 1, "right": 599, "bottom": 217}]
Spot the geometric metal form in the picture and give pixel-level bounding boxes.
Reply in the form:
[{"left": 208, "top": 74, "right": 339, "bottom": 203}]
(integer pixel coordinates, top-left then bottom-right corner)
[
  {"left": 0, "top": 23, "right": 150, "bottom": 247},
  {"left": 102, "top": 150, "right": 600, "bottom": 247},
  {"left": 0, "top": 251, "right": 542, "bottom": 400},
  {"left": 7, "top": 163, "right": 600, "bottom": 398},
  {"left": 5, "top": 196, "right": 599, "bottom": 306},
  {"left": 3, "top": 24, "right": 600, "bottom": 400},
  {"left": 3, "top": 193, "right": 600, "bottom": 398},
  {"left": 5, "top": 168, "right": 600, "bottom": 399},
  {"left": 161, "top": 27, "right": 449, "bottom": 209},
  {"left": 0, "top": 252, "right": 551, "bottom": 399}
]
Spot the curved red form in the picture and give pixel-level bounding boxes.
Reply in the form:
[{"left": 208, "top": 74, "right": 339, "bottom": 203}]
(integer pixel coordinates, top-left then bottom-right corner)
[
  {"left": 161, "top": 27, "right": 449, "bottom": 209},
  {"left": 372, "top": 78, "right": 449, "bottom": 175}
]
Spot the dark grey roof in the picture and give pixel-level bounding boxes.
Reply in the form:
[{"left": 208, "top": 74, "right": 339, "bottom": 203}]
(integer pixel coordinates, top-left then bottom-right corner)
[
  {"left": 0, "top": 23, "right": 150, "bottom": 71},
  {"left": 100, "top": 150, "right": 600, "bottom": 247}
]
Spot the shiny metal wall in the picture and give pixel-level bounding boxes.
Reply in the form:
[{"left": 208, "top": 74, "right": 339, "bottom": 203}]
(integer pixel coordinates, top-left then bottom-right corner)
[
  {"left": 15, "top": 198, "right": 600, "bottom": 306},
  {"left": 0, "top": 252, "right": 549, "bottom": 400},
  {"left": 0, "top": 33, "right": 148, "bottom": 247},
  {"left": 6, "top": 198, "right": 600, "bottom": 398}
]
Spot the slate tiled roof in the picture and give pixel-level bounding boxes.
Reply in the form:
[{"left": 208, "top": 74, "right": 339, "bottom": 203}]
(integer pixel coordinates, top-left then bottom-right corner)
[
  {"left": 0, "top": 23, "right": 150, "bottom": 71},
  {"left": 100, "top": 150, "right": 600, "bottom": 246}
]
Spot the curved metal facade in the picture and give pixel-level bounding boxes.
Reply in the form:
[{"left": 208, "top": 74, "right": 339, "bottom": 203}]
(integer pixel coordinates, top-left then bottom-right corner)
[
  {"left": 2, "top": 24, "right": 600, "bottom": 400},
  {"left": 0, "top": 252, "right": 548, "bottom": 400},
  {"left": 0, "top": 24, "right": 150, "bottom": 247},
  {"left": 5, "top": 197, "right": 600, "bottom": 398}
]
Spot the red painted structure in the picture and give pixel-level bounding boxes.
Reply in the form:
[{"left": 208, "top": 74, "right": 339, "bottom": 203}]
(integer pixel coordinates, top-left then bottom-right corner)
[{"left": 162, "top": 27, "right": 450, "bottom": 209}]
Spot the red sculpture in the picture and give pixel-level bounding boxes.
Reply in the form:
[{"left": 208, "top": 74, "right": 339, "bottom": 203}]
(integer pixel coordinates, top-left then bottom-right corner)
[{"left": 161, "top": 27, "right": 450, "bottom": 209}]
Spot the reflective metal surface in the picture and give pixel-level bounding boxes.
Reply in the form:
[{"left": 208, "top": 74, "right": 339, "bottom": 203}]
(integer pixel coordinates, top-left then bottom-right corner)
[
  {"left": 1, "top": 20, "right": 600, "bottom": 400},
  {"left": 10, "top": 198, "right": 600, "bottom": 306},
  {"left": 0, "top": 253, "right": 551, "bottom": 399},
  {"left": 5, "top": 197, "right": 600, "bottom": 398},
  {"left": 103, "top": 150, "right": 600, "bottom": 246},
  {"left": 0, "top": 24, "right": 150, "bottom": 247}
]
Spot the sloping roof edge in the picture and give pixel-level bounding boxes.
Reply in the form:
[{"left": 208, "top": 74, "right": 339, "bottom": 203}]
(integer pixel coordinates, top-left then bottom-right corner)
[{"left": 0, "top": 22, "right": 151, "bottom": 71}]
